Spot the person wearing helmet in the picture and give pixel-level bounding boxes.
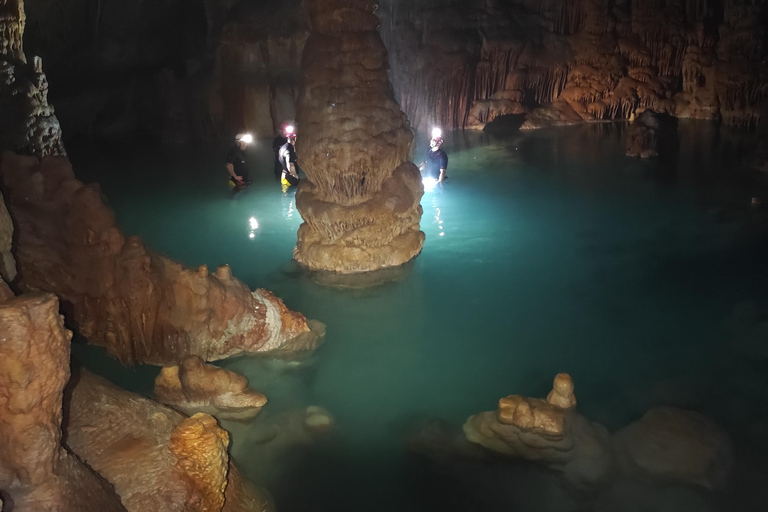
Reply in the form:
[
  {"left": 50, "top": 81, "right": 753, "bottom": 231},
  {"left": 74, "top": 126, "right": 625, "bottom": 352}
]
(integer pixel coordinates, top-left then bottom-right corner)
[
  {"left": 278, "top": 125, "right": 300, "bottom": 189},
  {"left": 419, "top": 128, "right": 448, "bottom": 183},
  {"left": 226, "top": 132, "right": 253, "bottom": 189}
]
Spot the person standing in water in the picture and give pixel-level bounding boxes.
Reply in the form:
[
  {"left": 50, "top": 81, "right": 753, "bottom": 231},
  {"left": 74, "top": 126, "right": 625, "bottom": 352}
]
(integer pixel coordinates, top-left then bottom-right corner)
[
  {"left": 225, "top": 132, "right": 253, "bottom": 190},
  {"left": 278, "top": 125, "right": 300, "bottom": 190},
  {"left": 419, "top": 127, "right": 448, "bottom": 183}
]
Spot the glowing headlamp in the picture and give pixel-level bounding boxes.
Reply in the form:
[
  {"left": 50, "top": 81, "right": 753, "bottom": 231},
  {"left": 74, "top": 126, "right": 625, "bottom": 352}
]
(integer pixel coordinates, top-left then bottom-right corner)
[
  {"left": 422, "top": 177, "right": 438, "bottom": 192},
  {"left": 284, "top": 125, "right": 297, "bottom": 138},
  {"left": 431, "top": 127, "right": 442, "bottom": 140},
  {"left": 237, "top": 133, "right": 253, "bottom": 144}
]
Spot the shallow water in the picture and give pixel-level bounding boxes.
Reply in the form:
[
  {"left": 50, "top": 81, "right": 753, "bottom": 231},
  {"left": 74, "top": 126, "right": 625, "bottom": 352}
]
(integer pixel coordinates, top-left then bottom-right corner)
[{"left": 69, "top": 122, "right": 768, "bottom": 511}]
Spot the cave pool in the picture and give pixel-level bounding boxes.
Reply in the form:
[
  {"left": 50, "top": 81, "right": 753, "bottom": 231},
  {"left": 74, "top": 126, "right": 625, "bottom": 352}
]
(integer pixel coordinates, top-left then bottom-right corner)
[{"left": 69, "top": 122, "right": 768, "bottom": 512}]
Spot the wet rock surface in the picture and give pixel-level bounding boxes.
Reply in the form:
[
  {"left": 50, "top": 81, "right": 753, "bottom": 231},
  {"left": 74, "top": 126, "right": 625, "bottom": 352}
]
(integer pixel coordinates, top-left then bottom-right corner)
[
  {"left": 624, "top": 109, "right": 679, "bottom": 157},
  {"left": 0, "top": 292, "right": 126, "bottom": 512},
  {"left": 293, "top": 0, "right": 424, "bottom": 273},
  {"left": 155, "top": 356, "right": 268, "bottom": 421},
  {"left": 0, "top": 152, "right": 321, "bottom": 364},
  {"left": 64, "top": 369, "right": 272, "bottom": 512}
]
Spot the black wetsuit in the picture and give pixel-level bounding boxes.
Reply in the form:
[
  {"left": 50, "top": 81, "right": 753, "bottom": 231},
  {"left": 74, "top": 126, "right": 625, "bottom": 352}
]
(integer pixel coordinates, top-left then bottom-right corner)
[
  {"left": 272, "top": 135, "right": 287, "bottom": 180},
  {"left": 225, "top": 145, "right": 249, "bottom": 185},
  {"left": 424, "top": 147, "right": 448, "bottom": 180},
  {"left": 278, "top": 141, "right": 299, "bottom": 186}
]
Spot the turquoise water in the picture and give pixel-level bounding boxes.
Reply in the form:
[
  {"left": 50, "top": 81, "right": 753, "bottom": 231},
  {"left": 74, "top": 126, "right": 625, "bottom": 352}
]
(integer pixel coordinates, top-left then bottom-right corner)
[{"left": 69, "top": 122, "right": 768, "bottom": 511}]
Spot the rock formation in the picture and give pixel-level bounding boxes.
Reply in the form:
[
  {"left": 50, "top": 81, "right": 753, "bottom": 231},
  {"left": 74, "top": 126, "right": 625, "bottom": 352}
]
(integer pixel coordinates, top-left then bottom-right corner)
[
  {"left": 0, "top": 291, "right": 127, "bottom": 512},
  {"left": 0, "top": 193, "right": 14, "bottom": 281},
  {"left": 0, "top": 152, "right": 322, "bottom": 364},
  {"left": 464, "top": 373, "right": 615, "bottom": 490},
  {"left": 464, "top": 373, "right": 733, "bottom": 493},
  {"left": 623, "top": 109, "right": 678, "bottom": 157},
  {"left": 379, "top": 0, "right": 768, "bottom": 132},
  {"left": 293, "top": 0, "right": 425, "bottom": 273},
  {"left": 612, "top": 406, "right": 733, "bottom": 491},
  {"left": 155, "top": 356, "right": 268, "bottom": 421},
  {"left": 64, "top": 369, "right": 273, "bottom": 512}
]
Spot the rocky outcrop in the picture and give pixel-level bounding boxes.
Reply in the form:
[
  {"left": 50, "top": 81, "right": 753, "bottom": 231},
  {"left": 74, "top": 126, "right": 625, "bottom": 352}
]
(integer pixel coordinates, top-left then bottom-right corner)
[
  {"left": 624, "top": 109, "right": 678, "bottom": 157},
  {"left": 464, "top": 373, "right": 733, "bottom": 492},
  {"left": 64, "top": 369, "right": 272, "bottom": 512},
  {"left": 379, "top": 0, "right": 768, "bottom": 132},
  {"left": 293, "top": 0, "right": 425, "bottom": 273},
  {"left": 0, "top": 152, "right": 322, "bottom": 364},
  {"left": 464, "top": 373, "right": 615, "bottom": 490},
  {"left": 155, "top": 356, "right": 268, "bottom": 421},
  {"left": 0, "top": 0, "right": 24, "bottom": 62},
  {"left": 0, "top": 291, "right": 126, "bottom": 512}
]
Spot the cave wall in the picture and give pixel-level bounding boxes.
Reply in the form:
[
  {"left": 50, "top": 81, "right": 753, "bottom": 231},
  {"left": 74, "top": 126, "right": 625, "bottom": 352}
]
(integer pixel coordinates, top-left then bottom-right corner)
[{"left": 379, "top": 0, "right": 768, "bottom": 131}]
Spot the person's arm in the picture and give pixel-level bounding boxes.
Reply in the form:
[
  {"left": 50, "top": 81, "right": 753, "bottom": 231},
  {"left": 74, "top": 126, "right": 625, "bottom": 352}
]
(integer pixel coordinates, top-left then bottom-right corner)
[
  {"left": 226, "top": 163, "right": 243, "bottom": 183},
  {"left": 438, "top": 168, "right": 446, "bottom": 182}
]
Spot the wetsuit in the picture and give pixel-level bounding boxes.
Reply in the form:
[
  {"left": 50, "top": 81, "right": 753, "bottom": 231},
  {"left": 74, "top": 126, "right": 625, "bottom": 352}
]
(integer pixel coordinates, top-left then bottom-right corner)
[
  {"left": 423, "top": 147, "right": 448, "bottom": 180},
  {"left": 278, "top": 141, "right": 299, "bottom": 186},
  {"left": 272, "top": 135, "right": 287, "bottom": 180},
  {"left": 225, "top": 145, "right": 249, "bottom": 185}
]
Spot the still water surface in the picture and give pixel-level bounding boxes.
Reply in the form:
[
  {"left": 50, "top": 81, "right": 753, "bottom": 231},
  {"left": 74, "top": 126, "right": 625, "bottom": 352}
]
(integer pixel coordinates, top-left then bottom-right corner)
[{"left": 69, "top": 122, "right": 768, "bottom": 511}]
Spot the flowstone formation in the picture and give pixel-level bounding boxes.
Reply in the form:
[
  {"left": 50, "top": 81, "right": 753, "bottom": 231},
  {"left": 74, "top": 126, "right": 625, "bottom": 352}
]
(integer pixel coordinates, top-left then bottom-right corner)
[
  {"left": 0, "top": 291, "right": 126, "bottom": 512},
  {"left": 464, "top": 373, "right": 615, "bottom": 490},
  {"left": 155, "top": 356, "right": 268, "bottom": 421},
  {"left": 0, "top": 152, "right": 322, "bottom": 364},
  {"left": 464, "top": 374, "right": 734, "bottom": 492},
  {"left": 379, "top": 0, "right": 768, "bottom": 131},
  {"left": 65, "top": 370, "right": 272, "bottom": 512},
  {"left": 293, "top": 0, "right": 425, "bottom": 273}
]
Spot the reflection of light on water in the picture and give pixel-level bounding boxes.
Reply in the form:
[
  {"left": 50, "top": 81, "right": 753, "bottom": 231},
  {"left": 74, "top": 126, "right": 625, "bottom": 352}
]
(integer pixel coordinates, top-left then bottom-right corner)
[
  {"left": 248, "top": 216, "right": 259, "bottom": 240},
  {"left": 434, "top": 206, "right": 445, "bottom": 238},
  {"left": 284, "top": 200, "right": 295, "bottom": 219},
  {"left": 422, "top": 177, "right": 437, "bottom": 192}
]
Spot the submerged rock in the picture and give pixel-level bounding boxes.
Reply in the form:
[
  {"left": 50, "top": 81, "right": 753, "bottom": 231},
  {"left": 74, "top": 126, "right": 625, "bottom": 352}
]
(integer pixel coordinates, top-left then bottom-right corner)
[
  {"left": 0, "top": 152, "right": 323, "bottom": 364},
  {"left": 155, "top": 356, "right": 268, "bottom": 421},
  {"left": 0, "top": 292, "right": 126, "bottom": 511},
  {"left": 65, "top": 369, "right": 272, "bottom": 512},
  {"left": 612, "top": 406, "right": 733, "bottom": 491}
]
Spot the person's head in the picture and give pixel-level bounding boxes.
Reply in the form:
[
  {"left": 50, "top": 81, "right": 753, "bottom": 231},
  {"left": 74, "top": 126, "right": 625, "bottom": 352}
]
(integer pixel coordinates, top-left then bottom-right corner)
[
  {"left": 236, "top": 132, "right": 253, "bottom": 149},
  {"left": 283, "top": 124, "right": 297, "bottom": 145},
  {"left": 430, "top": 127, "right": 443, "bottom": 150}
]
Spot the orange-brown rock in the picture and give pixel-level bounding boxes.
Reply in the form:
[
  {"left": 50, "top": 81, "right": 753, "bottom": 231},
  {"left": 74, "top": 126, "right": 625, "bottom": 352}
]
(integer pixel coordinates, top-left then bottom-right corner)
[
  {"left": 64, "top": 369, "right": 272, "bottom": 512},
  {"left": 156, "top": 356, "right": 268, "bottom": 421},
  {"left": 293, "top": 0, "right": 424, "bottom": 273},
  {"left": 0, "top": 292, "right": 126, "bottom": 511},
  {"left": 0, "top": 151, "right": 322, "bottom": 364},
  {"left": 379, "top": 0, "right": 767, "bottom": 131},
  {"left": 464, "top": 373, "right": 614, "bottom": 490}
]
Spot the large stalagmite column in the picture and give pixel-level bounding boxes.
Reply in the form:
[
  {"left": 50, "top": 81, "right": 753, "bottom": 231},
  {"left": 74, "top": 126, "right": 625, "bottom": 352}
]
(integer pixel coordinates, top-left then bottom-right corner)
[{"left": 294, "top": 0, "right": 424, "bottom": 274}]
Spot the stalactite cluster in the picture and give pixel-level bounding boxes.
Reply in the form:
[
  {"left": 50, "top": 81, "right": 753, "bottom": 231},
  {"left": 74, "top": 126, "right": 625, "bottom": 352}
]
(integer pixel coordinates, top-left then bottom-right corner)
[
  {"left": 379, "top": 0, "right": 768, "bottom": 131},
  {"left": 293, "top": 0, "right": 424, "bottom": 273}
]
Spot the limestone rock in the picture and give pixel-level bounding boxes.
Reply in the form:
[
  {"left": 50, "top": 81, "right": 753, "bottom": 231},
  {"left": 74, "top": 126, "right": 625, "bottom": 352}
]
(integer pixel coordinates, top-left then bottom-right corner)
[
  {"left": 64, "top": 369, "right": 272, "bottom": 512},
  {"left": 293, "top": 0, "right": 424, "bottom": 273},
  {"left": 155, "top": 356, "right": 268, "bottom": 421},
  {"left": 0, "top": 152, "right": 322, "bottom": 364},
  {"left": 0, "top": 292, "right": 126, "bottom": 511},
  {"left": 464, "top": 373, "right": 614, "bottom": 490},
  {"left": 379, "top": 0, "right": 767, "bottom": 131},
  {"left": 612, "top": 406, "right": 733, "bottom": 491},
  {"left": 0, "top": 193, "right": 14, "bottom": 281}
]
